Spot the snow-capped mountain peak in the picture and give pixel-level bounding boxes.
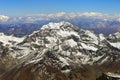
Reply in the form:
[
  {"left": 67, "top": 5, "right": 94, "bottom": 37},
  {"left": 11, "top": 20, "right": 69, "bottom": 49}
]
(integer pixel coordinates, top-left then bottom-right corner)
[
  {"left": 41, "top": 21, "right": 73, "bottom": 30},
  {"left": 0, "top": 22, "right": 120, "bottom": 80}
]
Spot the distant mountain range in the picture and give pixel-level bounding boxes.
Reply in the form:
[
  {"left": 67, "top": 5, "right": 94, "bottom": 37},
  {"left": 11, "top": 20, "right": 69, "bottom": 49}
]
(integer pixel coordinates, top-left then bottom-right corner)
[{"left": 1, "top": 12, "right": 120, "bottom": 36}]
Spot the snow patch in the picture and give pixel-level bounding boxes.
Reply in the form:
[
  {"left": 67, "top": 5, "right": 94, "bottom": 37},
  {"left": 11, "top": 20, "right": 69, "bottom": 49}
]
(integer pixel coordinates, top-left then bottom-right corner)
[
  {"left": 110, "top": 42, "right": 120, "bottom": 49},
  {"left": 85, "top": 30, "right": 98, "bottom": 44},
  {"left": 66, "top": 39, "right": 77, "bottom": 47},
  {"left": 106, "top": 72, "right": 120, "bottom": 78},
  {"left": 99, "top": 34, "right": 105, "bottom": 41},
  {"left": 81, "top": 43, "right": 98, "bottom": 51},
  {"left": 59, "top": 56, "right": 69, "bottom": 66},
  {"left": 0, "top": 33, "right": 24, "bottom": 46}
]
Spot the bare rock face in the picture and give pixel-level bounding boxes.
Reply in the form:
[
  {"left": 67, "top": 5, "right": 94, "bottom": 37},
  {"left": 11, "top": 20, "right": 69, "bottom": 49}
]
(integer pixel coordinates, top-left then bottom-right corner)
[{"left": 0, "top": 22, "right": 120, "bottom": 80}]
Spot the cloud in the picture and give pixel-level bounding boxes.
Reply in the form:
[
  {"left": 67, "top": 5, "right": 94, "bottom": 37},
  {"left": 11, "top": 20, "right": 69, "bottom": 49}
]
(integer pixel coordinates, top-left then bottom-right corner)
[
  {"left": 81, "top": 12, "right": 105, "bottom": 17},
  {"left": 0, "top": 15, "right": 9, "bottom": 22},
  {"left": 117, "top": 18, "right": 120, "bottom": 22},
  {"left": 26, "top": 12, "right": 111, "bottom": 21},
  {"left": 6, "top": 12, "right": 120, "bottom": 23},
  {"left": 48, "top": 12, "right": 66, "bottom": 18}
]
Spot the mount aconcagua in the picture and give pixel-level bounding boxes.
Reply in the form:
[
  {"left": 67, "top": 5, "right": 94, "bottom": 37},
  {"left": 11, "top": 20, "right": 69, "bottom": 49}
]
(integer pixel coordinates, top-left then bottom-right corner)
[{"left": 0, "top": 22, "right": 120, "bottom": 80}]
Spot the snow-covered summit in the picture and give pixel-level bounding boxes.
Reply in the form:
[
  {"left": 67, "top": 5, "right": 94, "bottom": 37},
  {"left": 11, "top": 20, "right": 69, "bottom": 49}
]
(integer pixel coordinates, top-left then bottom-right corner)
[
  {"left": 20, "top": 22, "right": 120, "bottom": 66},
  {"left": 41, "top": 21, "right": 73, "bottom": 30},
  {"left": 0, "top": 22, "right": 120, "bottom": 80}
]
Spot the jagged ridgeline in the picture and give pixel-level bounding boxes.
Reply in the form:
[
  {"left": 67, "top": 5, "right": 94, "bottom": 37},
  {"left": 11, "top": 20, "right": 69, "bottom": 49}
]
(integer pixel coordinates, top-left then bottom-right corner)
[{"left": 0, "top": 22, "right": 120, "bottom": 80}]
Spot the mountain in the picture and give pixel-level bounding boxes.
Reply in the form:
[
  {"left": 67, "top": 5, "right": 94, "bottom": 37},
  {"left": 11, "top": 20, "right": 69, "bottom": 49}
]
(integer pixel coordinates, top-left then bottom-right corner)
[
  {"left": 0, "top": 32, "right": 24, "bottom": 46},
  {"left": 1, "top": 13, "right": 120, "bottom": 36},
  {"left": 0, "top": 22, "right": 120, "bottom": 80},
  {"left": 0, "top": 23, "right": 43, "bottom": 37}
]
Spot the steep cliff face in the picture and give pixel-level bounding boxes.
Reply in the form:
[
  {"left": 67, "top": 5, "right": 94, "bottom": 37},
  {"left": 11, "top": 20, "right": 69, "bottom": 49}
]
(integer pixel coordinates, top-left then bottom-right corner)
[{"left": 0, "top": 22, "right": 120, "bottom": 80}]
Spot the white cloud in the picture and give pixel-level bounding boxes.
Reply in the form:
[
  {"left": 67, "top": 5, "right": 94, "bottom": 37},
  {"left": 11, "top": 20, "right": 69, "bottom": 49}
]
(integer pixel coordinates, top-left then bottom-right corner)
[
  {"left": 25, "top": 17, "right": 35, "bottom": 23},
  {"left": 48, "top": 12, "right": 66, "bottom": 18},
  {"left": 7, "top": 12, "right": 120, "bottom": 23},
  {"left": 0, "top": 15, "right": 9, "bottom": 22},
  {"left": 26, "top": 12, "right": 111, "bottom": 20},
  {"left": 82, "top": 12, "right": 104, "bottom": 17},
  {"left": 117, "top": 18, "right": 120, "bottom": 22}
]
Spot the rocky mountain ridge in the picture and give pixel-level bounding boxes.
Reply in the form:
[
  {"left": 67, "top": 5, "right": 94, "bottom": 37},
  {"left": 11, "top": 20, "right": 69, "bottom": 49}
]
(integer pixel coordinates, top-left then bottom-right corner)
[{"left": 0, "top": 21, "right": 120, "bottom": 80}]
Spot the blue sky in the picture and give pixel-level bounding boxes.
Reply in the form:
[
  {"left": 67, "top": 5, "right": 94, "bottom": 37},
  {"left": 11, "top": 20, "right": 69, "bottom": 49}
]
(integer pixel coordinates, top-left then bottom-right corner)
[{"left": 0, "top": 0, "right": 120, "bottom": 16}]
